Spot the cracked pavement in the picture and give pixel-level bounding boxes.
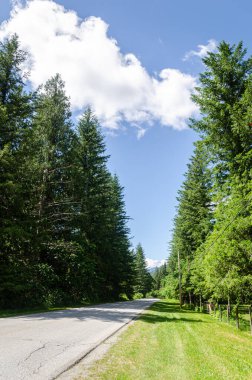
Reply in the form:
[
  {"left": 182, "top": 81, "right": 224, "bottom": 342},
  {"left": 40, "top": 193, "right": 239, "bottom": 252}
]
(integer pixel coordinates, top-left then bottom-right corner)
[{"left": 0, "top": 298, "right": 157, "bottom": 379}]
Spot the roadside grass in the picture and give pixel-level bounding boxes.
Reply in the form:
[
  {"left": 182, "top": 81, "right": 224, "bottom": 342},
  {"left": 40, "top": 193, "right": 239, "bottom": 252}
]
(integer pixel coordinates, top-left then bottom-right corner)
[
  {"left": 84, "top": 299, "right": 252, "bottom": 380},
  {"left": 205, "top": 303, "right": 251, "bottom": 333}
]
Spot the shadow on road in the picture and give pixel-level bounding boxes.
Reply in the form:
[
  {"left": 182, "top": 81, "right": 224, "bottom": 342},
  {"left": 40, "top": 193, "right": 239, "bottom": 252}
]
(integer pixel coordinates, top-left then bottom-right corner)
[
  {"left": 12, "top": 299, "right": 157, "bottom": 324},
  {"left": 11, "top": 300, "right": 208, "bottom": 325}
]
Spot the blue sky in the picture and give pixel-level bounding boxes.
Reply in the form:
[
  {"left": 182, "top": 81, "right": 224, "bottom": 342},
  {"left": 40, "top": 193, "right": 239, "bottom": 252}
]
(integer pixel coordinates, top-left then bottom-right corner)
[{"left": 1, "top": 0, "right": 251, "bottom": 265}]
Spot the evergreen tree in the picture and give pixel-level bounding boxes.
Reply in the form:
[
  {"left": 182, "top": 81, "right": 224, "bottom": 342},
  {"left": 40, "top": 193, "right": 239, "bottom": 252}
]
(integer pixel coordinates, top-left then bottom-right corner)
[
  {"left": 195, "top": 181, "right": 252, "bottom": 304},
  {"left": 165, "top": 41, "right": 252, "bottom": 305},
  {"left": 0, "top": 38, "right": 137, "bottom": 307},
  {"left": 152, "top": 263, "right": 167, "bottom": 291},
  {"left": 164, "top": 141, "right": 212, "bottom": 303},
  {"left": 74, "top": 110, "right": 134, "bottom": 300},
  {"left": 192, "top": 41, "right": 252, "bottom": 184},
  {"left": 133, "top": 244, "right": 152, "bottom": 297},
  {"left": 190, "top": 42, "right": 252, "bottom": 304},
  {"left": 0, "top": 35, "right": 35, "bottom": 307},
  {"left": 74, "top": 109, "right": 112, "bottom": 300},
  {"left": 30, "top": 74, "right": 77, "bottom": 304},
  {"left": 105, "top": 175, "right": 135, "bottom": 299}
]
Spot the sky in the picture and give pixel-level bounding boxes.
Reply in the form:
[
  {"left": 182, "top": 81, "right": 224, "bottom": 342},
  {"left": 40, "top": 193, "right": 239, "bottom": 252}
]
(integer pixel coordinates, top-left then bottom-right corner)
[{"left": 0, "top": 0, "right": 251, "bottom": 267}]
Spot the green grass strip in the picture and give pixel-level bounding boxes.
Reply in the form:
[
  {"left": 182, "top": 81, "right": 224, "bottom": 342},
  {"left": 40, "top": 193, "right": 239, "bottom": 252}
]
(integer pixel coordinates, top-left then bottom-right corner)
[{"left": 85, "top": 299, "right": 252, "bottom": 380}]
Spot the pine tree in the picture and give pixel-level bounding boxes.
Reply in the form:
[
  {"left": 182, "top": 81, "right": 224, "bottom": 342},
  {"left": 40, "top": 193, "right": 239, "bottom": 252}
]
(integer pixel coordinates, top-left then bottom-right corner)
[
  {"left": 164, "top": 141, "right": 212, "bottom": 303},
  {"left": 74, "top": 110, "right": 135, "bottom": 300},
  {"left": 0, "top": 35, "right": 35, "bottom": 308},
  {"left": 73, "top": 109, "right": 112, "bottom": 300},
  {"left": 199, "top": 179, "right": 252, "bottom": 304},
  {"left": 152, "top": 263, "right": 167, "bottom": 291},
  {"left": 30, "top": 74, "right": 77, "bottom": 304},
  {"left": 133, "top": 244, "right": 152, "bottom": 297},
  {"left": 106, "top": 175, "right": 134, "bottom": 299},
  {"left": 191, "top": 41, "right": 252, "bottom": 184},
  {"left": 189, "top": 41, "right": 252, "bottom": 304},
  {"left": 0, "top": 38, "right": 150, "bottom": 308}
]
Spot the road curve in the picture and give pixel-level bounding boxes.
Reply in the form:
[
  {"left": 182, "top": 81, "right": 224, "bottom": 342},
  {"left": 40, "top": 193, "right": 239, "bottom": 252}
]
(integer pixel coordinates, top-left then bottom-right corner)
[{"left": 0, "top": 298, "right": 157, "bottom": 380}]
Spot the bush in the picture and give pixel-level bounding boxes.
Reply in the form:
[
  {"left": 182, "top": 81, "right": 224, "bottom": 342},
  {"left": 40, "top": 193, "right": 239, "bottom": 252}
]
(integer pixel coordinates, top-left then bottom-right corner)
[
  {"left": 133, "top": 292, "right": 144, "bottom": 300},
  {"left": 146, "top": 290, "right": 163, "bottom": 298},
  {"left": 42, "top": 289, "right": 64, "bottom": 308},
  {"left": 119, "top": 293, "right": 129, "bottom": 301}
]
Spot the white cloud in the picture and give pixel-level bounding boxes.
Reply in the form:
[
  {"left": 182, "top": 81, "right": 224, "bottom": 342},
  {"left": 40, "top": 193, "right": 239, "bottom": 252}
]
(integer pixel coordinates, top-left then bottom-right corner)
[
  {"left": 146, "top": 258, "right": 166, "bottom": 269},
  {"left": 136, "top": 126, "right": 147, "bottom": 140},
  {"left": 0, "top": 0, "right": 198, "bottom": 131},
  {"left": 183, "top": 39, "right": 218, "bottom": 61}
]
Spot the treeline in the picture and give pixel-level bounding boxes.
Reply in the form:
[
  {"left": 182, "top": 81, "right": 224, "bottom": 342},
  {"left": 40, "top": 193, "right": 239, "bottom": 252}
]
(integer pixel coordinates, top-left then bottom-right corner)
[
  {"left": 163, "top": 41, "right": 252, "bottom": 306},
  {"left": 0, "top": 36, "right": 149, "bottom": 309},
  {"left": 152, "top": 263, "right": 167, "bottom": 294},
  {"left": 133, "top": 243, "right": 153, "bottom": 298}
]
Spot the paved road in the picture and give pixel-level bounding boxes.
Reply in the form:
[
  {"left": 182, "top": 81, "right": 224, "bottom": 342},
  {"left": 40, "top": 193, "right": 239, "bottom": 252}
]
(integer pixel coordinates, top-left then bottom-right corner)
[{"left": 0, "top": 298, "right": 157, "bottom": 380}]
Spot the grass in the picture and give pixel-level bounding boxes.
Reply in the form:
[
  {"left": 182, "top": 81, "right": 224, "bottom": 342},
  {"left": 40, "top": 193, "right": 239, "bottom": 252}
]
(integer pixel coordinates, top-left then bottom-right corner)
[
  {"left": 84, "top": 299, "right": 252, "bottom": 380},
  {"left": 212, "top": 305, "right": 252, "bottom": 332}
]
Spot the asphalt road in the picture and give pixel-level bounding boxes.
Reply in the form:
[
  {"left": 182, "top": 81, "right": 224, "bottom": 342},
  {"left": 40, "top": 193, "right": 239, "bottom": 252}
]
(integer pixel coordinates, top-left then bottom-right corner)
[{"left": 0, "top": 298, "right": 157, "bottom": 380}]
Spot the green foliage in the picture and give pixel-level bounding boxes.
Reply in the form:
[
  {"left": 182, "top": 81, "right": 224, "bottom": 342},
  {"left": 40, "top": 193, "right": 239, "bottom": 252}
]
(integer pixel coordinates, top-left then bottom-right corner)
[
  {"left": 0, "top": 36, "right": 134, "bottom": 309},
  {"left": 152, "top": 263, "right": 167, "bottom": 290},
  {"left": 199, "top": 182, "right": 252, "bottom": 303},
  {"left": 165, "top": 40, "right": 252, "bottom": 306},
  {"left": 0, "top": 35, "right": 36, "bottom": 307},
  {"left": 133, "top": 244, "right": 153, "bottom": 297},
  {"left": 164, "top": 141, "right": 212, "bottom": 303},
  {"left": 192, "top": 42, "right": 252, "bottom": 167},
  {"left": 133, "top": 292, "right": 144, "bottom": 300},
  {"left": 74, "top": 111, "right": 135, "bottom": 300},
  {"left": 161, "top": 274, "right": 178, "bottom": 299}
]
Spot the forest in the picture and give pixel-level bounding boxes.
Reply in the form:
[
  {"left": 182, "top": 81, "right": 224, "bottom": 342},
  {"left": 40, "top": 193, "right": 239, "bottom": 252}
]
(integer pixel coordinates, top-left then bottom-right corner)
[
  {"left": 157, "top": 41, "right": 252, "bottom": 307},
  {"left": 0, "top": 35, "right": 152, "bottom": 309},
  {"left": 1, "top": 35, "right": 251, "bottom": 311}
]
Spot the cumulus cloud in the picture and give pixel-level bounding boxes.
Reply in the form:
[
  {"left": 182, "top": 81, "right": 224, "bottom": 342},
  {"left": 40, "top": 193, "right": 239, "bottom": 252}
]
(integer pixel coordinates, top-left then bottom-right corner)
[
  {"left": 0, "top": 0, "right": 198, "bottom": 131},
  {"left": 183, "top": 39, "right": 217, "bottom": 61},
  {"left": 146, "top": 258, "right": 166, "bottom": 269}
]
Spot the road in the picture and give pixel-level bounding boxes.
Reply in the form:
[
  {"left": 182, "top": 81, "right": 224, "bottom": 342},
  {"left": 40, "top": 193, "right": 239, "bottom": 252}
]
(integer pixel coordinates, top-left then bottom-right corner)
[{"left": 0, "top": 298, "right": 157, "bottom": 380}]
